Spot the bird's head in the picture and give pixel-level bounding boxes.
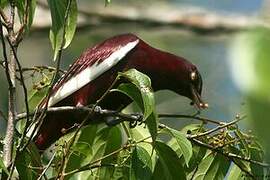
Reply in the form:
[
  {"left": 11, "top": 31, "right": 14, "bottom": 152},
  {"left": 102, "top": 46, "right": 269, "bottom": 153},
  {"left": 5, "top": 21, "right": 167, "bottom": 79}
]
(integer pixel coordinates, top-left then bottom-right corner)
[{"left": 171, "top": 60, "right": 208, "bottom": 109}]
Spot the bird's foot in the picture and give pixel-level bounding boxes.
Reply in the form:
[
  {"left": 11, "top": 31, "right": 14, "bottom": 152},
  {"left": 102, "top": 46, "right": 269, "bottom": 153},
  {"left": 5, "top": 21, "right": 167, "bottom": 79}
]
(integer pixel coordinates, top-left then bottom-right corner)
[
  {"left": 104, "top": 113, "right": 143, "bottom": 128},
  {"left": 129, "top": 113, "right": 143, "bottom": 128}
]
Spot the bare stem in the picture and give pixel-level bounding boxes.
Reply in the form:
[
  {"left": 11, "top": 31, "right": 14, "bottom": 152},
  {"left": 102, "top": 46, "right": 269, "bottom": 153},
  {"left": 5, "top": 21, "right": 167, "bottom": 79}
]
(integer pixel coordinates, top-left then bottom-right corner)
[
  {"left": 2, "top": 0, "right": 17, "bottom": 167},
  {"left": 189, "top": 115, "right": 246, "bottom": 138},
  {"left": 159, "top": 113, "right": 223, "bottom": 125}
]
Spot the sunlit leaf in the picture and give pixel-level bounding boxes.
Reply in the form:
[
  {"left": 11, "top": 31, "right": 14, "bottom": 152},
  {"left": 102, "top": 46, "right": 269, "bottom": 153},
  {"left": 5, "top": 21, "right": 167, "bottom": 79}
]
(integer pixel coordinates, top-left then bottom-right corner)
[
  {"left": 48, "top": 0, "right": 77, "bottom": 60},
  {"left": 153, "top": 141, "right": 186, "bottom": 180},
  {"left": 186, "top": 145, "right": 207, "bottom": 179},
  {"left": 0, "top": 156, "right": 9, "bottom": 176},
  {"left": 192, "top": 150, "right": 230, "bottom": 180},
  {"left": 97, "top": 126, "right": 122, "bottom": 179},
  {"left": 162, "top": 127, "right": 192, "bottom": 166},
  {"left": 65, "top": 125, "right": 122, "bottom": 179},
  {"left": 227, "top": 164, "right": 245, "bottom": 180},
  {"left": 115, "top": 69, "right": 158, "bottom": 142},
  {"left": 14, "top": 0, "right": 36, "bottom": 31},
  {"left": 28, "top": 85, "right": 49, "bottom": 112}
]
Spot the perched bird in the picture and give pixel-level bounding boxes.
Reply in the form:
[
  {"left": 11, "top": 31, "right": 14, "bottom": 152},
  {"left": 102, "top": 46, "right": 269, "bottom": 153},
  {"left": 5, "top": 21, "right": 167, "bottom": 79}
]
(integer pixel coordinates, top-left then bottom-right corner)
[{"left": 34, "top": 33, "right": 207, "bottom": 150}]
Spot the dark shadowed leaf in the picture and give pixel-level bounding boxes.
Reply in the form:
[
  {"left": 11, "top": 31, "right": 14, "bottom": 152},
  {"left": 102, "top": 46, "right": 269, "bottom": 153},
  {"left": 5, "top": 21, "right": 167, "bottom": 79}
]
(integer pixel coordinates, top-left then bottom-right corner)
[
  {"left": 130, "top": 146, "right": 152, "bottom": 180},
  {"left": 250, "top": 141, "right": 265, "bottom": 178},
  {"left": 192, "top": 150, "right": 230, "bottom": 180},
  {"left": 153, "top": 141, "right": 186, "bottom": 180},
  {"left": 16, "top": 142, "right": 42, "bottom": 180}
]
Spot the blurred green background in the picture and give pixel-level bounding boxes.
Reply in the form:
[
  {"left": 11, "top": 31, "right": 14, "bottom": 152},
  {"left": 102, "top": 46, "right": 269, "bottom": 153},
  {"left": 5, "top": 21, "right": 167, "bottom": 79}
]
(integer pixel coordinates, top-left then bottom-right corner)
[{"left": 0, "top": 0, "right": 269, "bottom": 143}]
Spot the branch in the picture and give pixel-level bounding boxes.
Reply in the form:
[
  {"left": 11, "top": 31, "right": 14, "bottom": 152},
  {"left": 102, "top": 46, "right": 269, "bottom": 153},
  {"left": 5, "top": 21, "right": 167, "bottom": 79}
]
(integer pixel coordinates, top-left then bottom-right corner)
[
  {"left": 19, "top": 65, "right": 66, "bottom": 74},
  {"left": 189, "top": 115, "right": 246, "bottom": 138},
  {"left": 159, "top": 113, "right": 223, "bottom": 125},
  {"left": 0, "top": 21, "right": 13, "bottom": 87},
  {"left": 5, "top": 36, "right": 30, "bottom": 145},
  {"left": 16, "top": 106, "right": 141, "bottom": 124},
  {"left": 3, "top": 0, "right": 17, "bottom": 168},
  {"left": 190, "top": 138, "right": 269, "bottom": 168},
  {"left": 37, "top": 152, "right": 56, "bottom": 180}
]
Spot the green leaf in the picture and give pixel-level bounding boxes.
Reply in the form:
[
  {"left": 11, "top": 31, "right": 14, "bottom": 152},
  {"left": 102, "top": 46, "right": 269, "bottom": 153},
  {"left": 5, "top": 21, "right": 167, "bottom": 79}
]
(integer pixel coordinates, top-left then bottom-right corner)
[
  {"left": 96, "top": 126, "right": 122, "bottom": 179},
  {"left": 227, "top": 164, "right": 246, "bottom": 180},
  {"left": 153, "top": 141, "right": 186, "bottom": 180},
  {"left": 65, "top": 125, "right": 122, "bottom": 179},
  {"left": 28, "top": 85, "right": 49, "bottom": 112},
  {"left": 14, "top": 0, "right": 36, "bottom": 31},
  {"left": 16, "top": 143, "right": 42, "bottom": 180},
  {"left": 105, "top": 0, "right": 111, "bottom": 6},
  {"left": 250, "top": 144, "right": 264, "bottom": 178},
  {"left": 162, "top": 127, "right": 192, "bottom": 166},
  {"left": 111, "top": 148, "right": 131, "bottom": 180},
  {"left": 186, "top": 145, "right": 207, "bottom": 178},
  {"left": 63, "top": 0, "right": 77, "bottom": 49},
  {"left": 48, "top": 0, "right": 77, "bottom": 60},
  {"left": 0, "top": 156, "right": 9, "bottom": 176},
  {"left": 0, "top": 0, "right": 8, "bottom": 8},
  {"left": 130, "top": 146, "right": 152, "bottom": 180},
  {"left": 115, "top": 69, "right": 158, "bottom": 142},
  {"left": 192, "top": 150, "right": 230, "bottom": 180}
]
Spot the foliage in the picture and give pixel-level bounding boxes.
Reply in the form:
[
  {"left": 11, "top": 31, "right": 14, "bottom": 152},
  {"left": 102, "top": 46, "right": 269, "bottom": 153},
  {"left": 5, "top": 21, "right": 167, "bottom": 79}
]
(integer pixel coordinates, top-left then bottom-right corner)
[{"left": 0, "top": 0, "right": 269, "bottom": 180}]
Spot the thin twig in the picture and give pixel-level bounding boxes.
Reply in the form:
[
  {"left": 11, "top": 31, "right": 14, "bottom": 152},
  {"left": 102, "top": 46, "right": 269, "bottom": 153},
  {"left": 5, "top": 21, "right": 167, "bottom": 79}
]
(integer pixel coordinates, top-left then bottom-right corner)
[
  {"left": 189, "top": 115, "right": 246, "bottom": 138},
  {"left": 19, "top": 66, "right": 66, "bottom": 74},
  {"left": 0, "top": 21, "right": 12, "bottom": 87},
  {"left": 158, "top": 114, "right": 223, "bottom": 125},
  {"left": 190, "top": 138, "right": 269, "bottom": 168},
  {"left": 37, "top": 152, "right": 56, "bottom": 180},
  {"left": 62, "top": 143, "right": 134, "bottom": 177}
]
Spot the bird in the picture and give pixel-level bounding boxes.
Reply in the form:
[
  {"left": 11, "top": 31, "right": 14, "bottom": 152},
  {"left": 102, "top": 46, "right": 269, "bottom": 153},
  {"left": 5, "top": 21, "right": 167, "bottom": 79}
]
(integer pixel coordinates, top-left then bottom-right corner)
[{"left": 34, "top": 33, "right": 208, "bottom": 150}]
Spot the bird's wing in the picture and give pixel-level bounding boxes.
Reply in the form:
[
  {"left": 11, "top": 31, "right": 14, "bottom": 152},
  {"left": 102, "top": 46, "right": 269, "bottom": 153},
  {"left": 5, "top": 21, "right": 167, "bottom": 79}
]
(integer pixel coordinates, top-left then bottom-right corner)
[{"left": 47, "top": 37, "right": 139, "bottom": 107}]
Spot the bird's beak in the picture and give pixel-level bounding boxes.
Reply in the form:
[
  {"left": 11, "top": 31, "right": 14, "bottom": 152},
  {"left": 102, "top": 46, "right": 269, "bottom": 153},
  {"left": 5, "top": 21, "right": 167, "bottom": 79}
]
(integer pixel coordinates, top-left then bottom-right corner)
[{"left": 190, "top": 85, "right": 208, "bottom": 109}]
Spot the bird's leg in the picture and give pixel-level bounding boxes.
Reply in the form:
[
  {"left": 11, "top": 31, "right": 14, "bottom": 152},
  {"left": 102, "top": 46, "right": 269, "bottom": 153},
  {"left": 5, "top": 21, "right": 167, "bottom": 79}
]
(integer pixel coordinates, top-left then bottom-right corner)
[
  {"left": 104, "top": 116, "right": 125, "bottom": 126},
  {"left": 105, "top": 112, "right": 143, "bottom": 128},
  {"left": 128, "top": 113, "right": 143, "bottom": 128}
]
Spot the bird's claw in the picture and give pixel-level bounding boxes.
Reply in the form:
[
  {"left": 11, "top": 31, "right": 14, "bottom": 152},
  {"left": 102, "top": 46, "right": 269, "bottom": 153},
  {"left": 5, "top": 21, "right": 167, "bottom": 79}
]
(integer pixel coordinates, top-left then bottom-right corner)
[{"left": 129, "top": 113, "right": 144, "bottom": 128}]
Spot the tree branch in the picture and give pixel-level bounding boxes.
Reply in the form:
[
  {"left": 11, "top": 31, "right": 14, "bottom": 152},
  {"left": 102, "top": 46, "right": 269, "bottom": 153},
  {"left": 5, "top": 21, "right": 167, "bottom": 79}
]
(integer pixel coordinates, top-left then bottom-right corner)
[
  {"left": 189, "top": 115, "right": 246, "bottom": 138},
  {"left": 2, "top": 0, "right": 17, "bottom": 168},
  {"left": 159, "top": 113, "right": 223, "bottom": 125}
]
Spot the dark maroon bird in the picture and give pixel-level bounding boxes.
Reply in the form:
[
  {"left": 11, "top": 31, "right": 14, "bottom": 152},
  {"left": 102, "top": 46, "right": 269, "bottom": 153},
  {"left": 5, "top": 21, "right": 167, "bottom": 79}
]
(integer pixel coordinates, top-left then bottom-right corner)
[{"left": 34, "top": 33, "right": 207, "bottom": 150}]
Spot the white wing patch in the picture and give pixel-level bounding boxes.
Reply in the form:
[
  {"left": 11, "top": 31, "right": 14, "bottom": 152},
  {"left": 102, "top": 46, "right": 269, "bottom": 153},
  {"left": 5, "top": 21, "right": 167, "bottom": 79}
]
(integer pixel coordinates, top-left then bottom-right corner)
[{"left": 48, "top": 40, "right": 139, "bottom": 107}]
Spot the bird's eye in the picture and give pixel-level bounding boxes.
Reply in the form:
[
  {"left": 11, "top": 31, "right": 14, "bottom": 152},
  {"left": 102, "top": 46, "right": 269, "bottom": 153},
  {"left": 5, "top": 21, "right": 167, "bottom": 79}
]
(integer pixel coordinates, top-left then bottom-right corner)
[{"left": 190, "top": 72, "right": 197, "bottom": 81}]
